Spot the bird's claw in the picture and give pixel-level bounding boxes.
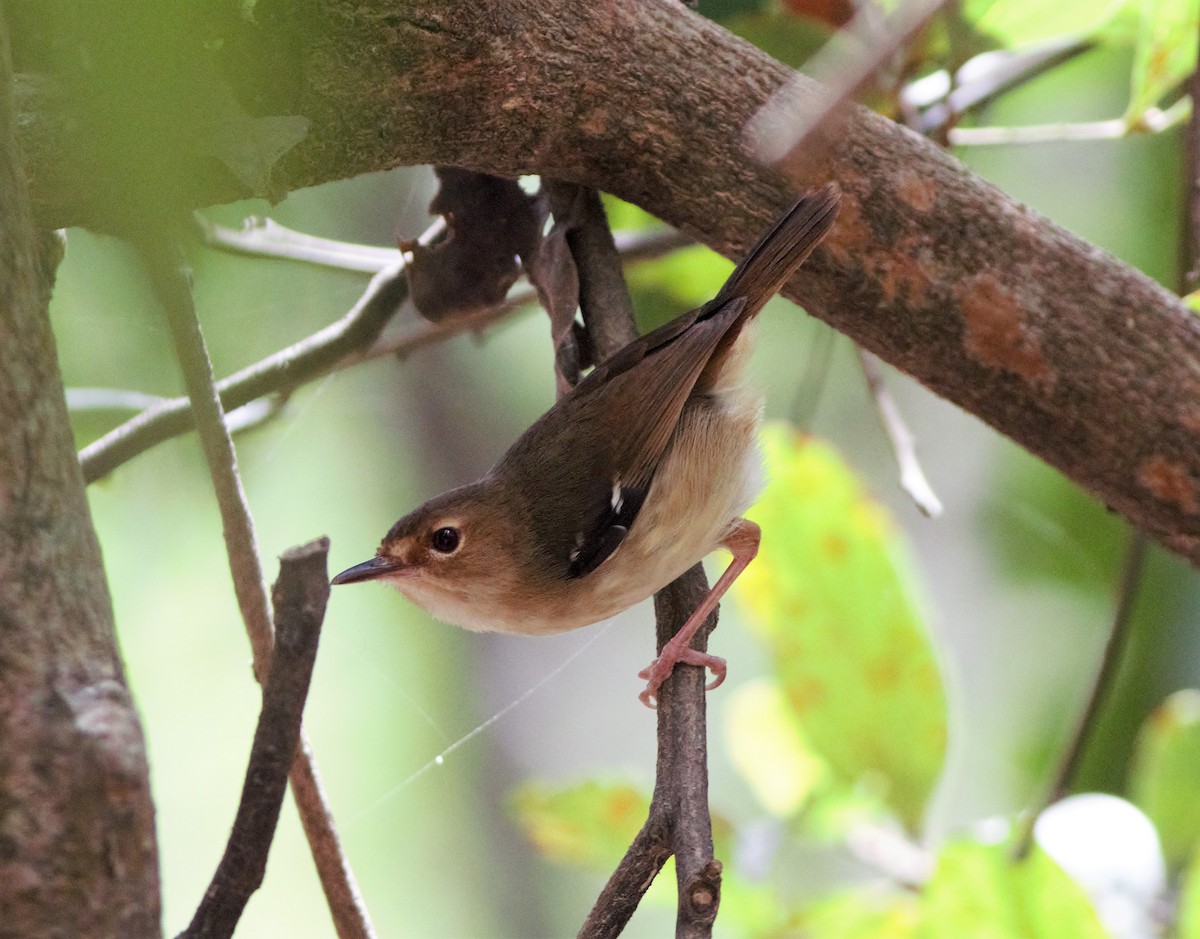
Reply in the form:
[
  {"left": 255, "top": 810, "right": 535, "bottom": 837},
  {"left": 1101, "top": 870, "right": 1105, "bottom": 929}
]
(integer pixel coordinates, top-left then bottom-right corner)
[{"left": 637, "top": 649, "right": 727, "bottom": 709}]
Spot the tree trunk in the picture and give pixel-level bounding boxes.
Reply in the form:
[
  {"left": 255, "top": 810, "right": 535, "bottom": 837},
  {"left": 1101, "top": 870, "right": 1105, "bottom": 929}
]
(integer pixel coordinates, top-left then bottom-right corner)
[{"left": 0, "top": 12, "right": 160, "bottom": 938}]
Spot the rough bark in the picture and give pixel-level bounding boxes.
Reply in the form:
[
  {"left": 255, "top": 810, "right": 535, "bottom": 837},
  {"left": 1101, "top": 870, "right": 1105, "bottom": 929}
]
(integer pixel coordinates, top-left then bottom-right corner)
[
  {"left": 15, "top": 0, "right": 1200, "bottom": 564},
  {"left": 0, "top": 10, "right": 160, "bottom": 939}
]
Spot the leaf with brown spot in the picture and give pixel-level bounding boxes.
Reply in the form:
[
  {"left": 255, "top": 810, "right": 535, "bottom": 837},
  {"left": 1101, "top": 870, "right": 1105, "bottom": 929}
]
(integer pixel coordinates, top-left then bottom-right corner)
[{"left": 737, "top": 425, "right": 947, "bottom": 832}]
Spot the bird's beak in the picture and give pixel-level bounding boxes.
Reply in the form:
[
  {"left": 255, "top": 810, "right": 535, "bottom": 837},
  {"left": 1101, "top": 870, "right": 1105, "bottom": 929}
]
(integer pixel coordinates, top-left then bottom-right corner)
[{"left": 331, "top": 555, "right": 405, "bottom": 585}]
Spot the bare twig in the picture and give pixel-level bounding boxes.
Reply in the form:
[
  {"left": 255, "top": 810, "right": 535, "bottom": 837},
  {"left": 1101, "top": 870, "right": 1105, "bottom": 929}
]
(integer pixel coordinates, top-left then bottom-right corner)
[
  {"left": 197, "top": 213, "right": 437, "bottom": 272},
  {"left": 947, "top": 99, "right": 1189, "bottom": 146},
  {"left": 577, "top": 818, "right": 673, "bottom": 938},
  {"left": 180, "top": 538, "right": 331, "bottom": 939},
  {"left": 910, "top": 35, "right": 1094, "bottom": 137},
  {"left": 654, "top": 569, "right": 721, "bottom": 938},
  {"left": 1012, "top": 531, "right": 1148, "bottom": 860},
  {"left": 80, "top": 253, "right": 410, "bottom": 483},
  {"left": 81, "top": 226, "right": 687, "bottom": 484},
  {"left": 137, "top": 234, "right": 376, "bottom": 939},
  {"left": 856, "top": 346, "right": 943, "bottom": 517}
]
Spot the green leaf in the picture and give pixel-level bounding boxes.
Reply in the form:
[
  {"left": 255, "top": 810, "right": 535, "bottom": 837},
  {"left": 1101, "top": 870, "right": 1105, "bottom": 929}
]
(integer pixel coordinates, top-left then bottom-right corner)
[
  {"left": 1181, "top": 847, "right": 1200, "bottom": 939},
  {"left": 1129, "top": 689, "right": 1200, "bottom": 871},
  {"left": 737, "top": 425, "right": 947, "bottom": 832},
  {"left": 921, "top": 841, "right": 1107, "bottom": 938},
  {"left": 724, "top": 678, "right": 829, "bottom": 818},
  {"left": 961, "top": 0, "right": 1121, "bottom": 47},
  {"left": 628, "top": 245, "right": 735, "bottom": 331},
  {"left": 723, "top": 12, "right": 833, "bottom": 68},
  {"left": 509, "top": 779, "right": 649, "bottom": 869},
  {"left": 796, "top": 889, "right": 919, "bottom": 939},
  {"left": 1126, "top": 0, "right": 1199, "bottom": 121}
]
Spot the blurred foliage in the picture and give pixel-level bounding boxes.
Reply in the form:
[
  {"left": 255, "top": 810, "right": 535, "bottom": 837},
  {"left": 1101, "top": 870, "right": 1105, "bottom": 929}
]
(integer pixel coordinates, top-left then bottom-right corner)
[
  {"left": 741, "top": 426, "right": 946, "bottom": 832},
  {"left": 920, "top": 841, "right": 1107, "bottom": 938},
  {"left": 1126, "top": 0, "right": 1199, "bottom": 122},
  {"left": 1130, "top": 690, "right": 1200, "bottom": 872}
]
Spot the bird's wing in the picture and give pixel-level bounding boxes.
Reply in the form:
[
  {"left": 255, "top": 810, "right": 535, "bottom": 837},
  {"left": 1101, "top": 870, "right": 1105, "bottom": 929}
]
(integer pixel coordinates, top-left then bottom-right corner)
[{"left": 502, "top": 297, "right": 748, "bottom": 579}]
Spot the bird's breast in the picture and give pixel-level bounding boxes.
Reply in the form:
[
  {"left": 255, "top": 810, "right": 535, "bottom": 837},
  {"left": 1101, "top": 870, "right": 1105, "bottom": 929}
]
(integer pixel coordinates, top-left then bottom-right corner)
[{"left": 525, "top": 386, "right": 765, "bottom": 634}]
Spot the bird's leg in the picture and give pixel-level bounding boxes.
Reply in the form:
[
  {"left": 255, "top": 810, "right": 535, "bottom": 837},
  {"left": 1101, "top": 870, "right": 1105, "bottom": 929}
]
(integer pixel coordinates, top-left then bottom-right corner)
[{"left": 638, "top": 518, "right": 761, "bottom": 708}]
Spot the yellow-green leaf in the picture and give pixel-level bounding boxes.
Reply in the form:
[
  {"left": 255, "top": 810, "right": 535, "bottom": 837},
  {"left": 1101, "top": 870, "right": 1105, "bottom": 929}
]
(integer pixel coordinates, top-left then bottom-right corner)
[
  {"left": 796, "top": 888, "right": 919, "bottom": 939},
  {"left": 724, "top": 679, "right": 829, "bottom": 818},
  {"left": 1181, "top": 846, "right": 1200, "bottom": 939},
  {"left": 738, "top": 426, "right": 946, "bottom": 832},
  {"left": 921, "top": 841, "right": 1108, "bottom": 938},
  {"left": 962, "top": 0, "right": 1121, "bottom": 47},
  {"left": 1126, "top": 0, "right": 1199, "bottom": 121},
  {"left": 1130, "top": 689, "right": 1200, "bottom": 871},
  {"left": 509, "top": 780, "right": 649, "bottom": 869}
]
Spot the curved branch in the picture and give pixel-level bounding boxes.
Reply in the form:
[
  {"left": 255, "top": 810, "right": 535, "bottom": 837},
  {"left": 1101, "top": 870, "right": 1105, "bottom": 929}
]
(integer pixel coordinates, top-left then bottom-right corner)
[{"left": 20, "top": 0, "right": 1200, "bottom": 563}]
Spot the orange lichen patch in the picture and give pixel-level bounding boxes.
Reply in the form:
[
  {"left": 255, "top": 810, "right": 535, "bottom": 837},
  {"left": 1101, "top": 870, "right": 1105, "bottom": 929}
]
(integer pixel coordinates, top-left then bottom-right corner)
[
  {"left": 957, "top": 273, "right": 1055, "bottom": 388},
  {"left": 1178, "top": 404, "right": 1200, "bottom": 435},
  {"left": 895, "top": 171, "right": 936, "bottom": 213},
  {"left": 817, "top": 190, "right": 870, "bottom": 267},
  {"left": 876, "top": 240, "right": 932, "bottom": 306},
  {"left": 1137, "top": 456, "right": 1200, "bottom": 515}
]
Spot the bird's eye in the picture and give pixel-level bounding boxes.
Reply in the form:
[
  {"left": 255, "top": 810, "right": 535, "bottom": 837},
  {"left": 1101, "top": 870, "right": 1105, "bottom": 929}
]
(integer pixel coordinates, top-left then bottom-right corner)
[{"left": 430, "top": 526, "right": 461, "bottom": 554}]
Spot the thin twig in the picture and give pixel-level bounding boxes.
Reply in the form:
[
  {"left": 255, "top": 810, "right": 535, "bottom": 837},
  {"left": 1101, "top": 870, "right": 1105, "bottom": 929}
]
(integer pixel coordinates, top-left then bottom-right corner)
[
  {"left": 81, "top": 227, "right": 688, "bottom": 484},
  {"left": 947, "top": 99, "right": 1189, "bottom": 146},
  {"left": 137, "top": 234, "right": 376, "bottom": 939},
  {"left": 180, "top": 538, "right": 331, "bottom": 939},
  {"left": 81, "top": 254, "right": 410, "bottom": 483},
  {"left": 911, "top": 35, "right": 1094, "bottom": 137},
  {"left": 1012, "top": 531, "right": 1148, "bottom": 859},
  {"left": 856, "top": 347, "right": 943, "bottom": 517},
  {"left": 576, "top": 817, "right": 673, "bottom": 938},
  {"left": 654, "top": 568, "right": 721, "bottom": 938},
  {"left": 201, "top": 210, "right": 683, "bottom": 276},
  {"left": 197, "top": 213, "right": 439, "bottom": 272}
]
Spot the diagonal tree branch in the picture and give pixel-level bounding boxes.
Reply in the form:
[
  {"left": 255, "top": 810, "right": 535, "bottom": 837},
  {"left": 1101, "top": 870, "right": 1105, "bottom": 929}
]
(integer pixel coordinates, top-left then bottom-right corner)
[{"left": 20, "top": 0, "right": 1200, "bottom": 565}]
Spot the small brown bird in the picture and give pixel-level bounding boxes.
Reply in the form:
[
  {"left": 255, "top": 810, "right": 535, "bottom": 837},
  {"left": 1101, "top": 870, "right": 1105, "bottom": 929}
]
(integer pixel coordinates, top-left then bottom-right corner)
[{"left": 333, "top": 185, "right": 840, "bottom": 706}]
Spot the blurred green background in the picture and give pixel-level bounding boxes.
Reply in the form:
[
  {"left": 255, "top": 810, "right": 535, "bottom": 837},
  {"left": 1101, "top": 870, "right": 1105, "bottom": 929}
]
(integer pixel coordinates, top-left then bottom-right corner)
[{"left": 46, "top": 1, "right": 1200, "bottom": 935}]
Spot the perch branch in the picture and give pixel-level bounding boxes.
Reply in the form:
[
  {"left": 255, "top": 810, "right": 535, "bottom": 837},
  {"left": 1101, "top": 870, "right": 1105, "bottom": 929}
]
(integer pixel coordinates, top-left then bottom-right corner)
[
  {"left": 546, "top": 180, "right": 720, "bottom": 937},
  {"left": 137, "top": 235, "right": 375, "bottom": 939},
  {"left": 180, "top": 538, "right": 331, "bottom": 939}
]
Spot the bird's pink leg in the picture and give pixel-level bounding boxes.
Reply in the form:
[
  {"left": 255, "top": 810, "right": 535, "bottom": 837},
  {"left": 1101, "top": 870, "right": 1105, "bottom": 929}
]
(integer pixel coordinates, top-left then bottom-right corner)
[{"left": 638, "top": 518, "right": 761, "bottom": 708}]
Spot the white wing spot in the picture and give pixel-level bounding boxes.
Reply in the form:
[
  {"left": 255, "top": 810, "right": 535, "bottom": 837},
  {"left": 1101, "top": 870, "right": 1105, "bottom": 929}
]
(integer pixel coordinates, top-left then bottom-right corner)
[{"left": 611, "top": 477, "right": 624, "bottom": 513}]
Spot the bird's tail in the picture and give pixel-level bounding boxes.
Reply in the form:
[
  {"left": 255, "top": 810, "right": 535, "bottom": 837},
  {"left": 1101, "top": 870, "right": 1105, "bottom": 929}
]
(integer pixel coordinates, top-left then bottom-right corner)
[{"left": 715, "top": 183, "right": 840, "bottom": 317}]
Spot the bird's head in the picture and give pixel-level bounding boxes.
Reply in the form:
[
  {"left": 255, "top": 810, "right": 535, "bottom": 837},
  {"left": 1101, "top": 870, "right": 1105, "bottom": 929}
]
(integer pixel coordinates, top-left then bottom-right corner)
[{"left": 331, "top": 480, "right": 527, "bottom": 631}]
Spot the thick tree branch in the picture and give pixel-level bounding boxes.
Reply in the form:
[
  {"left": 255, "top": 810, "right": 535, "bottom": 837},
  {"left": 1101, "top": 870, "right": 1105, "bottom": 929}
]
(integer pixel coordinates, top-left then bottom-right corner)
[{"left": 17, "top": 0, "right": 1200, "bottom": 566}]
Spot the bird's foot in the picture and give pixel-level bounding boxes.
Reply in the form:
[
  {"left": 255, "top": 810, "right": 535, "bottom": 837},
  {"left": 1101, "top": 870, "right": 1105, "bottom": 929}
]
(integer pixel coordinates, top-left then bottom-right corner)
[{"left": 637, "top": 647, "right": 727, "bottom": 709}]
